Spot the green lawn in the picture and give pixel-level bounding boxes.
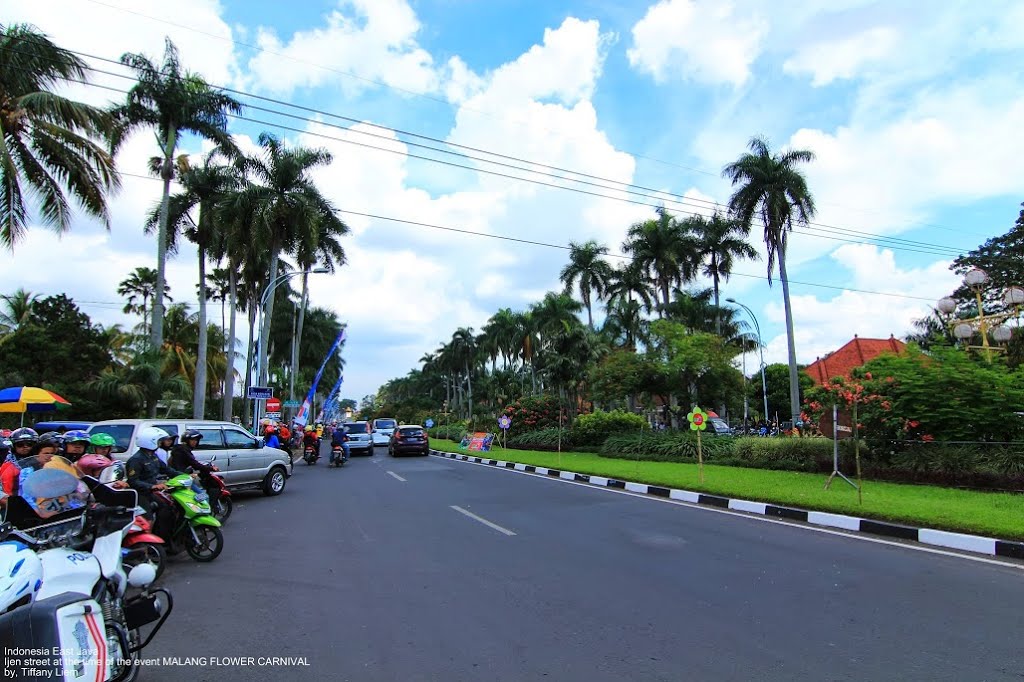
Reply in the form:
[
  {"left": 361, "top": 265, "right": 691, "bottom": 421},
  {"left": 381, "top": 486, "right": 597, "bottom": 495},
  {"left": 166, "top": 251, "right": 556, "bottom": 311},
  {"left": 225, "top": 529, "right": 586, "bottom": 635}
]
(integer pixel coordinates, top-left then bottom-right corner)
[{"left": 430, "top": 439, "right": 1024, "bottom": 541}]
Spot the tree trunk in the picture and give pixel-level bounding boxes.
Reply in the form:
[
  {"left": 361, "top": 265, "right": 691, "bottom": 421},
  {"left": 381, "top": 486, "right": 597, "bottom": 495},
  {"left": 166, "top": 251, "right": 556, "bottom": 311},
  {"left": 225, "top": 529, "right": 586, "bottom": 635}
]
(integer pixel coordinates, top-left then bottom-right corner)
[
  {"left": 584, "top": 291, "right": 593, "bottom": 330},
  {"left": 258, "top": 249, "right": 280, "bottom": 389},
  {"left": 222, "top": 265, "right": 238, "bottom": 421},
  {"left": 150, "top": 134, "right": 176, "bottom": 356},
  {"left": 778, "top": 245, "right": 802, "bottom": 428},
  {"left": 712, "top": 259, "right": 721, "bottom": 337},
  {"left": 290, "top": 271, "right": 309, "bottom": 402},
  {"left": 465, "top": 360, "right": 473, "bottom": 423},
  {"left": 193, "top": 247, "right": 209, "bottom": 419},
  {"left": 242, "top": 298, "right": 256, "bottom": 426},
  {"left": 660, "top": 281, "right": 670, "bottom": 318}
]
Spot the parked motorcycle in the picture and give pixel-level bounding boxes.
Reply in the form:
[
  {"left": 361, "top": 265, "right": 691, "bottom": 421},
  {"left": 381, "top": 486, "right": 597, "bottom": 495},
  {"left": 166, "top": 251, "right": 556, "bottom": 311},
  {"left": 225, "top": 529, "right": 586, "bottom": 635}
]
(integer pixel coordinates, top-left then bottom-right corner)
[
  {"left": 304, "top": 444, "right": 319, "bottom": 465},
  {"left": 0, "top": 455, "right": 172, "bottom": 681},
  {"left": 152, "top": 473, "right": 224, "bottom": 562},
  {"left": 121, "top": 510, "right": 167, "bottom": 580},
  {"left": 198, "top": 463, "right": 232, "bottom": 523}
]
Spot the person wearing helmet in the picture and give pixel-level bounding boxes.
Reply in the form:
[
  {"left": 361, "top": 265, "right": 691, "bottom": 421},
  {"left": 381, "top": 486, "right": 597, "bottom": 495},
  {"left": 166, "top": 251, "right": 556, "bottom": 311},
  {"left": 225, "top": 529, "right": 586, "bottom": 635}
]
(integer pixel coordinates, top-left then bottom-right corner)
[
  {"left": 264, "top": 425, "right": 281, "bottom": 450},
  {"left": 169, "top": 429, "right": 216, "bottom": 477},
  {"left": 155, "top": 431, "right": 177, "bottom": 465},
  {"left": 1, "top": 428, "right": 38, "bottom": 496},
  {"left": 89, "top": 432, "right": 117, "bottom": 458},
  {"left": 62, "top": 430, "right": 92, "bottom": 462},
  {"left": 0, "top": 436, "right": 10, "bottom": 508},
  {"left": 302, "top": 425, "right": 319, "bottom": 451},
  {"left": 126, "top": 426, "right": 186, "bottom": 540}
]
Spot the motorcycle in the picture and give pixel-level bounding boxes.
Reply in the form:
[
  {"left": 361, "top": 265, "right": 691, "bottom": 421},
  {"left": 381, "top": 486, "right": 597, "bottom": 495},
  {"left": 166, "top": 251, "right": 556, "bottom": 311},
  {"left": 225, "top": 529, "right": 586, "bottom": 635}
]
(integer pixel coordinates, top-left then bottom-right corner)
[
  {"left": 303, "top": 443, "right": 319, "bottom": 465},
  {"left": 329, "top": 443, "right": 347, "bottom": 467},
  {"left": 152, "top": 473, "right": 224, "bottom": 563},
  {"left": 198, "top": 463, "right": 232, "bottom": 523},
  {"left": 0, "top": 455, "right": 172, "bottom": 681},
  {"left": 121, "top": 510, "right": 167, "bottom": 580}
]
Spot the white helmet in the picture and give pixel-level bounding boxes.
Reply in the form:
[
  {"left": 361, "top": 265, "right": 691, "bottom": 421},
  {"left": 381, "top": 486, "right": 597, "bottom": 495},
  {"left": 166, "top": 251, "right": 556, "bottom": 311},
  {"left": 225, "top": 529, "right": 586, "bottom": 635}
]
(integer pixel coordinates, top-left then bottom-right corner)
[
  {"left": 136, "top": 426, "right": 169, "bottom": 451},
  {"left": 0, "top": 541, "right": 43, "bottom": 612}
]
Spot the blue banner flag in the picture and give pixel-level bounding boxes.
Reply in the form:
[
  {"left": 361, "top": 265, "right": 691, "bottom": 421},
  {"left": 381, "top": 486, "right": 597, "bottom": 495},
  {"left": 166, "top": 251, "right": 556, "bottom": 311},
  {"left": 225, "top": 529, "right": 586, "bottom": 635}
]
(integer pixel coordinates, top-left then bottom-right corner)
[{"left": 294, "top": 328, "right": 345, "bottom": 428}]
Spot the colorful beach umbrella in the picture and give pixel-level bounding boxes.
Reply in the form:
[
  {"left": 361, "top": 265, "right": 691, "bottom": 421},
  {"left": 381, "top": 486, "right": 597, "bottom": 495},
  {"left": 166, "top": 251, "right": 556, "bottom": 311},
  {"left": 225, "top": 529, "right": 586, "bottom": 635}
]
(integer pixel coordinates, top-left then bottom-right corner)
[{"left": 0, "top": 386, "right": 72, "bottom": 415}]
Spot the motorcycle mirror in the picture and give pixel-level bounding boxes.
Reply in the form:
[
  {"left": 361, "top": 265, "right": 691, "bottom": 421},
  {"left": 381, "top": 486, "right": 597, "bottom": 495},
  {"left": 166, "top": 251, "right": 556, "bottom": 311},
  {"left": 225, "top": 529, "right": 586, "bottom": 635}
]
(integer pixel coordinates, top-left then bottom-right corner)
[{"left": 127, "top": 562, "right": 157, "bottom": 588}]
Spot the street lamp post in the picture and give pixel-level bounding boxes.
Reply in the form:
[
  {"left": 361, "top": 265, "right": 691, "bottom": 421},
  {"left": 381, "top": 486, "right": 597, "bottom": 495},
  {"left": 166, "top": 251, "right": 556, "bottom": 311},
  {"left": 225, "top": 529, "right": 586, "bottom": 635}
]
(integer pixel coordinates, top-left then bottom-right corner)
[
  {"left": 726, "top": 298, "right": 769, "bottom": 427},
  {"left": 252, "top": 268, "right": 329, "bottom": 432},
  {"left": 937, "top": 269, "right": 1023, "bottom": 363}
]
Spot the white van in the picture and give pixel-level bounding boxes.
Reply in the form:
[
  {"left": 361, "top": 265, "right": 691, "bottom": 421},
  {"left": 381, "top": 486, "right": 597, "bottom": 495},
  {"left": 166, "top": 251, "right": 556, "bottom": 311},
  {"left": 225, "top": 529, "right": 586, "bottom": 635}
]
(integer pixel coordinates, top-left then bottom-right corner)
[
  {"left": 86, "top": 419, "right": 293, "bottom": 496},
  {"left": 371, "top": 418, "right": 398, "bottom": 447}
]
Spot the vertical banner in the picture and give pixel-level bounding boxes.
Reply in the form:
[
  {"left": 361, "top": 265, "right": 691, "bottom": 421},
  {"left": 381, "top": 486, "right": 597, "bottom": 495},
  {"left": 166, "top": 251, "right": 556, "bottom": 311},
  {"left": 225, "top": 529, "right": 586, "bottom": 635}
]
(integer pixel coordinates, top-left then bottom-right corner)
[
  {"left": 294, "top": 329, "right": 345, "bottom": 428},
  {"left": 320, "top": 374, "right": 344, "bottom": 422}
]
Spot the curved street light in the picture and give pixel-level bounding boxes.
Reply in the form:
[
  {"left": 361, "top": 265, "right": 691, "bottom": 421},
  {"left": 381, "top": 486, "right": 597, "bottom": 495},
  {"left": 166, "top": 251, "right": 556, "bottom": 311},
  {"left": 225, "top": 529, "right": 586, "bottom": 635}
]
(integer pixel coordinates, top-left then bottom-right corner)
[
  {"left": 253, "top": 268, "right": 330, "bottom": 430},
  {"left": 937, "top": 268, "right": 1022, "bottom": 362},
  {"left": 726, "top": 298, "right": 770, "bottom": 425}
]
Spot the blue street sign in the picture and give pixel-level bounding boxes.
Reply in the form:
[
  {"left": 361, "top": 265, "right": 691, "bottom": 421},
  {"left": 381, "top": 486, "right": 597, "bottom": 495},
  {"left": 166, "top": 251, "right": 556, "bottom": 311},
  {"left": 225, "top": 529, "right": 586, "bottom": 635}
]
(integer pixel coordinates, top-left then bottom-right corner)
[
  {"left": 425, "top": 418, "right": 435, "bottom": 428},
  {"left": 247, "top": 386, "right": 273, "bottom": 400}
]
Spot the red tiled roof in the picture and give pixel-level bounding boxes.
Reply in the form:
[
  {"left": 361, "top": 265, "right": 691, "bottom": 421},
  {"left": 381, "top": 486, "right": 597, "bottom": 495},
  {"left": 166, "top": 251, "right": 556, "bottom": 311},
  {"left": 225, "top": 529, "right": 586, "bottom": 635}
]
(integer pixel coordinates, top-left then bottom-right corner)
[{"left": 805, "top": 335, "right": 907, "bottom": 385}]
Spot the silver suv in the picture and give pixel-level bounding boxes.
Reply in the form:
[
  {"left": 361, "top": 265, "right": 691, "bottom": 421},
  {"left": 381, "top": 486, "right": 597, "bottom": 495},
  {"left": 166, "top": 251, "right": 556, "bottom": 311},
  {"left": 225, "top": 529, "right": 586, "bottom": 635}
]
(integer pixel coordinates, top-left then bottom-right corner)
[{"left": 86, "top": 419, "right": 293, "bottom": 496}]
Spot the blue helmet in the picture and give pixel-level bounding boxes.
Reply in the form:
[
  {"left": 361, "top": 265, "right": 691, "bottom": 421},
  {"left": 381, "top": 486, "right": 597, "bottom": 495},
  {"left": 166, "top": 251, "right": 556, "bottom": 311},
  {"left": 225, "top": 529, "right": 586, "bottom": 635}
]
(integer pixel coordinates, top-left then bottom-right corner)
[{"left": 63, "top": 430, "right": 91, "bottom": 445}]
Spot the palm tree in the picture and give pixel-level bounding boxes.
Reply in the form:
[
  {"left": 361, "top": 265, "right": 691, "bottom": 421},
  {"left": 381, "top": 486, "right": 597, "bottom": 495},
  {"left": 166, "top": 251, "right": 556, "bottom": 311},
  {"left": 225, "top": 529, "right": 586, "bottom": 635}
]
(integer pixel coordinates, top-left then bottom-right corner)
[
  {"left": 117, "top": 267, "right": 171, "bottom": 338},
  {"left": 0, "top": 287, "right": 38, "bottom": 333},
  {"left": 0, "top": 24, "right": 120, "bottom": 247},
  {"left": 146, "top": 151, "right": 236, "bottom": 418},
  {"left": 685, "top": 212, "right": 758, "bottom": 335},
  {"left": 623, "top": 208, "right": 697, "bottom": 316},
  {"left": 605, "top": 260, "right": 655, "bottom": 312},
  {"left": 229, "top": 132, "right": 336, "bottom": 393},
  {"left": 290, "top": 207, "right": 348, "bottom": 402},
  {"left": 112, "top": 37, "right": 242, "bottom": 357},
  {"left": 89, "top": 348, "right": 190, "bottom": 416},
  {"left": 559, "top": 240, "right": 613, "bottom": 329},
  {"left": 723, "top": 135, "right": 816, "bottom": 427},
  {"left": 451, "top": 328, "right": 476, "bottom": 421}
]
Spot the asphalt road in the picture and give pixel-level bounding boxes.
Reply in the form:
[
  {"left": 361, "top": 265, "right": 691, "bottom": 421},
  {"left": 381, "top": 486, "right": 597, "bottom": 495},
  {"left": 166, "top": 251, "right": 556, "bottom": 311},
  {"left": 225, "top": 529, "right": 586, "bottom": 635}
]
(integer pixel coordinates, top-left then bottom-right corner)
[{"left": 138, "top": 443, "right": 1024, "bottom": 682}]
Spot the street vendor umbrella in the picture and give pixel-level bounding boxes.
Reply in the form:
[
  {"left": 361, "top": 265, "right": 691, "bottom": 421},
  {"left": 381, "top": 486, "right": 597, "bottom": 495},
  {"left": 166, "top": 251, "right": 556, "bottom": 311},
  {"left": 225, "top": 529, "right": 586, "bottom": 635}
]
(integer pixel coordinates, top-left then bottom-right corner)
[{"left": 0, "top": 386, "right": 72, "bottom": 426}]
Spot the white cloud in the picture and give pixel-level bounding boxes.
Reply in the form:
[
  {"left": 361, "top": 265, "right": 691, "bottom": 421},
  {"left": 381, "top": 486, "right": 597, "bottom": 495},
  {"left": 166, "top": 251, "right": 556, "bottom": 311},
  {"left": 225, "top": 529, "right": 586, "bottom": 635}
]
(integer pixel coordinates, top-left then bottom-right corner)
[
  {"left": 242, "top": 0, "right": 439, "bottom": 97},
  {"left": 783, "top": 26, "right": 899, "bottom": 86},
  {"left": 627, "top": 0, "right": 766, "bottom": 86},
  {"left": 760, "top": 244, "right": 960, "bottom": 366}
]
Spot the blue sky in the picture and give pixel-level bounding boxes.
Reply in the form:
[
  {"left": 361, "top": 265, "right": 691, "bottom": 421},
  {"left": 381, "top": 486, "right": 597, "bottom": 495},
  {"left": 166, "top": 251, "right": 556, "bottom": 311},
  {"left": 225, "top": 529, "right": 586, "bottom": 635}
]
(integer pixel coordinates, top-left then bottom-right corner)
[{"left": 2, "top": 0, "right": 1023, "bottom": 406}]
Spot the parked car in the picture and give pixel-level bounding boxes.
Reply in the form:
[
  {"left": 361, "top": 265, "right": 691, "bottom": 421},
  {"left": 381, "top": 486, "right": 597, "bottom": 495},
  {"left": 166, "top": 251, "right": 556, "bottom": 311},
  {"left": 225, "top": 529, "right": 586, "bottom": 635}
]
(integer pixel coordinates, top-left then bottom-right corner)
[
  {"left": 389, "top": 425, "right": 429, "bottom": 457},
  {"left": 86, "top": 419, "right": 293, "bottom": 496},
  {"left": 707, "top": 418, "right": 734, "bottom": 436},
  {"left": 342, "top": 421, "right": 373, "bottom": 456},
  {"left": 371, "top": 418, "right": 398, "bottom": 447}
]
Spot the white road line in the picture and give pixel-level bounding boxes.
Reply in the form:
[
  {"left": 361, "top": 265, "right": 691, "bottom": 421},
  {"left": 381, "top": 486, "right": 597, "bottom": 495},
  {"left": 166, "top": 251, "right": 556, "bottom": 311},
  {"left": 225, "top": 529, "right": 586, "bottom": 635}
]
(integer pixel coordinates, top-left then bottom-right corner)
[
  {"left": 387, "top": 471, "right": 407, "bottom": 482},
  {"left": 433, "top": 455, "right": 1024, "bottom": 571},
  {"left": 450, "top": 505, "right": 517, "bottom": 536}
]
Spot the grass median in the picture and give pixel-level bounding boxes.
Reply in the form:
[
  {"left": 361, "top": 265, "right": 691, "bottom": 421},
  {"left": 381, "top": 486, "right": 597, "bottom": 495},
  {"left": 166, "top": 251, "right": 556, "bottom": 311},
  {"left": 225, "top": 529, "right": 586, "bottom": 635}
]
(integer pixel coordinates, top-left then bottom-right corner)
[{"left": 429, "top": 439, "right": 1024, "bottom": 541}]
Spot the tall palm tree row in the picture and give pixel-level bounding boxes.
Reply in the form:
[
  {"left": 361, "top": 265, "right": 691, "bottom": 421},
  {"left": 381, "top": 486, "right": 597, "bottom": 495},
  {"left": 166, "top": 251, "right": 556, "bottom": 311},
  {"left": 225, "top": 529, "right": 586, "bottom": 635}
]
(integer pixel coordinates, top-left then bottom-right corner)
[
  {"left": 723, "top": 135, "right": 816, "bottom": 427},
  {"left": 112, "top": 37, "right": 242, "bottom": 362}
]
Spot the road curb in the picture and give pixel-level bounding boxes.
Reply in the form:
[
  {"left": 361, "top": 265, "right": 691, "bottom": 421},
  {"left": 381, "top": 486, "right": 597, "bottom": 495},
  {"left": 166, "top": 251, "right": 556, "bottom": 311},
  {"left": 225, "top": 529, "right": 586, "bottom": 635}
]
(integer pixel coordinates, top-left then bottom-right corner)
[{"left": 429, "top": 449, "right": 1024, "bottom": 560}]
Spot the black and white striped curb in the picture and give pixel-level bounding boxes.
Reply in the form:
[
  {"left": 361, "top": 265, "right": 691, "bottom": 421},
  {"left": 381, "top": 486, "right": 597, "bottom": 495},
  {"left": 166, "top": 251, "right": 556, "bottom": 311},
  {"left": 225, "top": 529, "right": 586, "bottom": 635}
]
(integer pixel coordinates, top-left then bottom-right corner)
[{"left": 429, "top": 449, "right": 1024, "bottom": 561}]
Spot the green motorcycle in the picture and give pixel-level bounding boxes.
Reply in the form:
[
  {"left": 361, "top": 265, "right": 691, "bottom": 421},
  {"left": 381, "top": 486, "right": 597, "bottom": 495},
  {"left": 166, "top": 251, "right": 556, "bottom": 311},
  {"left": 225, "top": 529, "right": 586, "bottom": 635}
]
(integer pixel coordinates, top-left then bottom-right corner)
[{"left": 153, "top": 473, "right": 224, "bottom": 562}]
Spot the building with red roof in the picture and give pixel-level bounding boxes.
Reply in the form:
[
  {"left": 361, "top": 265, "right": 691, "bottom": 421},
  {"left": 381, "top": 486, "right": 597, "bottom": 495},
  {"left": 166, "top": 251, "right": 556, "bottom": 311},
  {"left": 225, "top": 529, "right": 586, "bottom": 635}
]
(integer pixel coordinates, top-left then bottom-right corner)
[{"left": 805, "top": 335, "right": 907, "bottom": 386}]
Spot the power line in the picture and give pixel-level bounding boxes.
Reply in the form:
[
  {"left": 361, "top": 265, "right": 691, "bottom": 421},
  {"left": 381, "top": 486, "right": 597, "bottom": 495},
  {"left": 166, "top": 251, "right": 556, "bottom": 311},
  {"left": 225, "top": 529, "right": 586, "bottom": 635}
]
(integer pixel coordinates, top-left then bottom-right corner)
[
  {"left": 8, "top": 33, "right": 994, "bottom": 244},
  {"left": 61, "top": 69, "right": 977, "bottom": 262}
]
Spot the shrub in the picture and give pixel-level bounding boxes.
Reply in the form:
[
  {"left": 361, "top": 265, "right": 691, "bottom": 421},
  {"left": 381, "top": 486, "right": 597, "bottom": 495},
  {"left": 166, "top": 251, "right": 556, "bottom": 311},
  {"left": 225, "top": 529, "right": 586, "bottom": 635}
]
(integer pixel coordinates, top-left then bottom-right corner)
[
  {"left": 503, "top": 395, "right": 565, "bottom": 433},
  {"left": 600, "top": 431, "right": 735, "bottom": 462},
  {"left": 427, "top": 424, "right": 467, "bottom": 442},
  {"left": 506, "top": 427, "right": 572, "bottom": 451},
  {"left": 570, "top": 409, "right": 648, "bottom": 446},
  {"left": 730, "top": 437, "right": 835, "bottom": 472}
]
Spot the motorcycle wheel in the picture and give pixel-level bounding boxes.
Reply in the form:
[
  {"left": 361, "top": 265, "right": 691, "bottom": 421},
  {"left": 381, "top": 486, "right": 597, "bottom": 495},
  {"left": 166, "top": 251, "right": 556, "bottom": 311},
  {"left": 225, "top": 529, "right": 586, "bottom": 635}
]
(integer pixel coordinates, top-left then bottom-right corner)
[
  {"left": 123, "top": 542, "right": 166, "bottom": 581},
  {"left": 213, "top": 496, "right": 233, "bottom": 523},
  {"left": 186, "top": 525, "right": 224, "bottom": 562}
]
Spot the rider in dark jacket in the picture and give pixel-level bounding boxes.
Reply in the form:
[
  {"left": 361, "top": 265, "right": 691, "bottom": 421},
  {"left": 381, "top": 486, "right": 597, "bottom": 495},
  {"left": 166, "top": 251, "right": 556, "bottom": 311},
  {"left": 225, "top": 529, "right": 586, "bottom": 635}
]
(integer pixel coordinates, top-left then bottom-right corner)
[
  {"left": 127, "top": 426, "right": 186, "bottom": 540},
  {"left": 169, "top": 429, "right": 215, "bottom": 476}
]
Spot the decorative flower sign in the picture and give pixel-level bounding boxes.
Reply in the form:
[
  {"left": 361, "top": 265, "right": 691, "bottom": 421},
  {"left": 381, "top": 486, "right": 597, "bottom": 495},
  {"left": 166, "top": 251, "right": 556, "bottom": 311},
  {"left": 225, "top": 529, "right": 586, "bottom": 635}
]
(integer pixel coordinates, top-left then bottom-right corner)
[
  {"left": 687, "top": 407, "right": 708, "bottom": 431},
  {"left": 498, "top": 415, "right": 512, "bottom": 430}
]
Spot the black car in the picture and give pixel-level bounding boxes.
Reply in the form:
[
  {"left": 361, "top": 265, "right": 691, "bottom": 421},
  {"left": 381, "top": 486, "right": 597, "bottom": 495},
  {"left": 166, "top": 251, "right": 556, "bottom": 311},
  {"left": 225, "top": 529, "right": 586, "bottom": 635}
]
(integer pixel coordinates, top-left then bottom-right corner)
[{"left": 389, "top": 425, "right": 429, "bottom": 457}]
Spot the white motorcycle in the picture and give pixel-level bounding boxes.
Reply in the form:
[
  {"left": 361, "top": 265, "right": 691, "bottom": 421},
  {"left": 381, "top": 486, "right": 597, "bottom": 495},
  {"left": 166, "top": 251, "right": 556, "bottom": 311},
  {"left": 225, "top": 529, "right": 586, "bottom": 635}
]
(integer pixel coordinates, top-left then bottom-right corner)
[{"left": 0, "top": 455, "right": 173, "bottom": 681}]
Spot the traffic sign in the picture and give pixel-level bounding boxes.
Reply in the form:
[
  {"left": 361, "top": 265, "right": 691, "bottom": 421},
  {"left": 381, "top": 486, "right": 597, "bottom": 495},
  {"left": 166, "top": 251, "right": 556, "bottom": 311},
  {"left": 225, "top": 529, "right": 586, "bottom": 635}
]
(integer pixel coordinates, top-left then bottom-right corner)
[
  {"left": 266, "top": 397, "right": 282, "bottom": 413},
  {"left": 247, "top": 386, "right": 273, "bottom": 400},
  {"left": 283, "top": 400, "right": 301, "bottom": 408}
]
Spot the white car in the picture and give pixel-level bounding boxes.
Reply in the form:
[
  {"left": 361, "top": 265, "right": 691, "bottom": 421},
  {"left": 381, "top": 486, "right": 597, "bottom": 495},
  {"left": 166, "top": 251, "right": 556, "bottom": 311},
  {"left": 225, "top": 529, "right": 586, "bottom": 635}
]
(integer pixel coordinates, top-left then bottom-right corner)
[{"left": 371, "top": 418, "right": 398, "bottom": 447}]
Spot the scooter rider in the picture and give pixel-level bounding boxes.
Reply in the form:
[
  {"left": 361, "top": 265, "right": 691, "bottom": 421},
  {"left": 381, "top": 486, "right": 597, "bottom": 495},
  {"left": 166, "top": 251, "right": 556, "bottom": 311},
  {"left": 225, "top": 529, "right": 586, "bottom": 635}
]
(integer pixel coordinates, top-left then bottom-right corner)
[
  {"left": 1, "top": 428, "right": 39, "bottom": 496},
  {"left": 169, "top": 429, "right": 216, "bottom": 477},
  {"left": 61, "top": 430, "right": 92, "bottom": 462},
  {"left": 127, "top": 427, "right": 187, "bottom": 542},
  {"left": 330, "top": 424, "right": 350, "bottom": 463}
]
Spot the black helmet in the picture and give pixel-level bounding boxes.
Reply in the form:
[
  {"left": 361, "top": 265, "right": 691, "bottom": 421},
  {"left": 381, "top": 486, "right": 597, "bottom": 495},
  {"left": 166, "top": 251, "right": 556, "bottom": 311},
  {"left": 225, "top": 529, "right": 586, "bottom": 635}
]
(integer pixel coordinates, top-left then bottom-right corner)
[
  {"left": 10, "top": 427, "right": 39, "bottom": 445},
  {"left": 181, "top": 429, "right": 204, "bottom": 442},
  {"left": 36, "top": 431, "right": 63, "bottom": 449}
]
